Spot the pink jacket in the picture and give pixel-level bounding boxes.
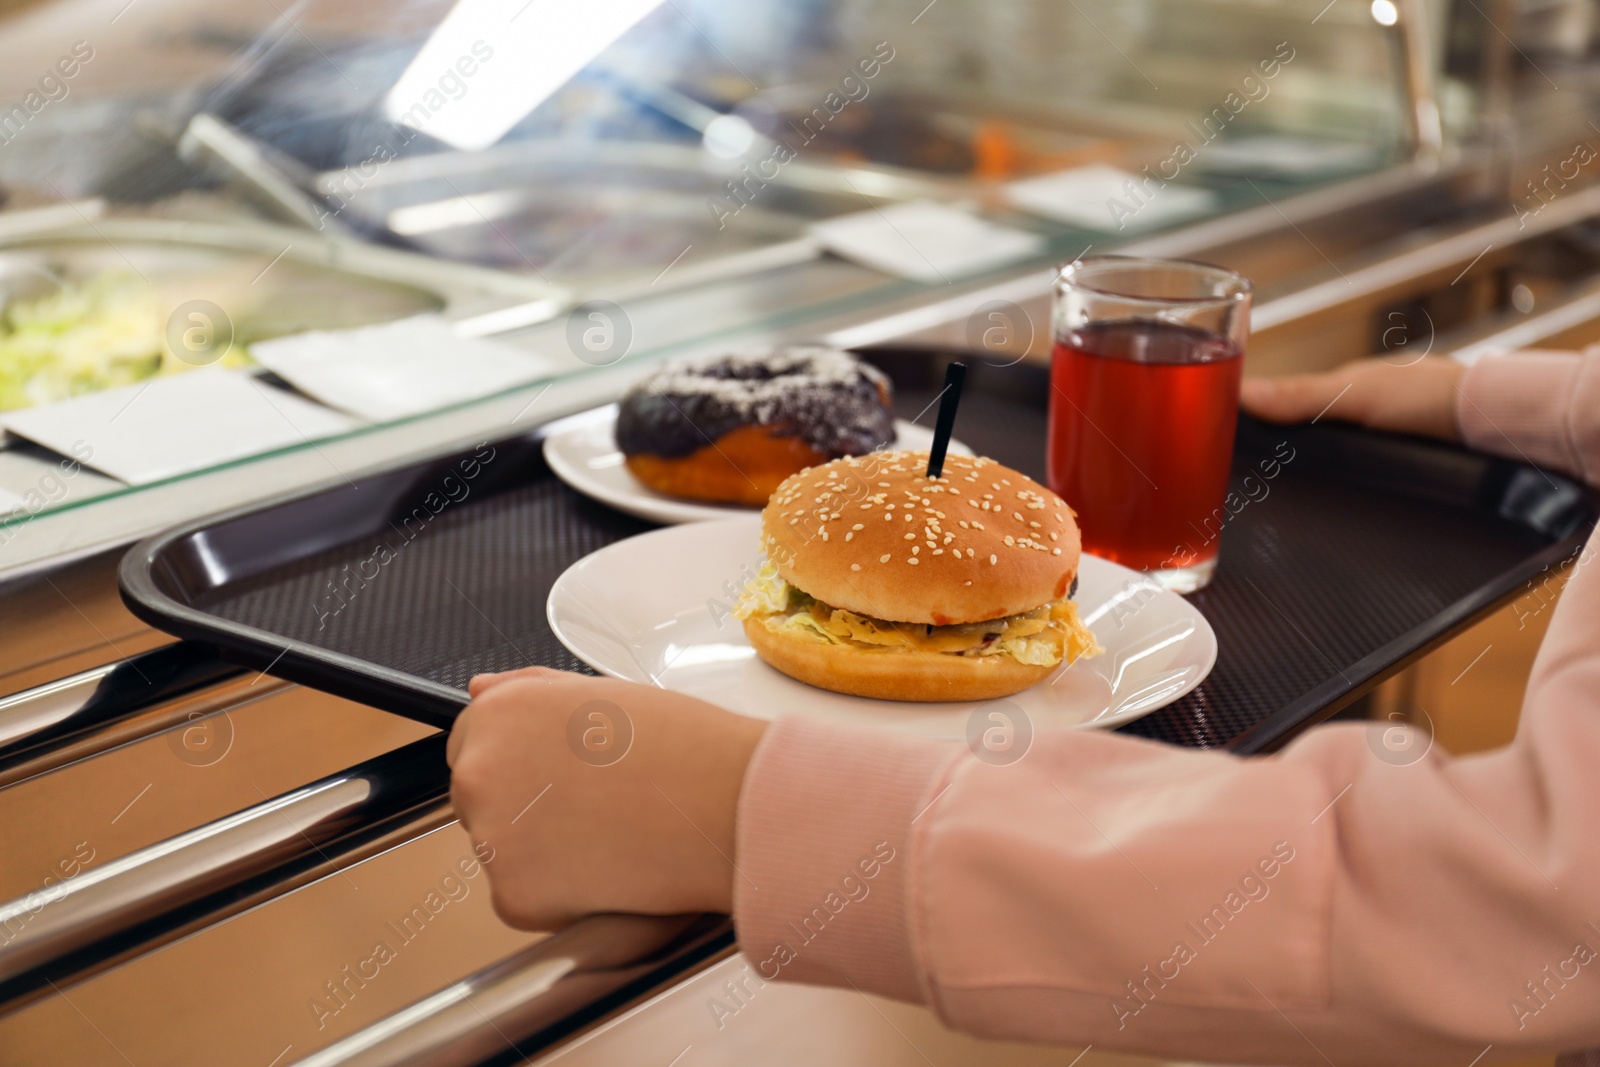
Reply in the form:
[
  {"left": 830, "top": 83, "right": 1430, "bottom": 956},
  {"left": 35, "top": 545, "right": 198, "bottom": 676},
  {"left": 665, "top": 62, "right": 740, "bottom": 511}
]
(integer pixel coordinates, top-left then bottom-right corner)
[{"left": 733, "top": 352, "right": 1600, "bottom": 1065}]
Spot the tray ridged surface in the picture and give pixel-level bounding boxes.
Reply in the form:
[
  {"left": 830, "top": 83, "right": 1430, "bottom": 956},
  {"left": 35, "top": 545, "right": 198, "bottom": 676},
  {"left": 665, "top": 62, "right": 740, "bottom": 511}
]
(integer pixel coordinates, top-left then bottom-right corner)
[
  {"left": 197, "top": 483, "right": 648, "bottom": 691},
  {"left": 1122, "top": 468, "right": 1543, "bottom": 746},
  {"left": 181, "top": 366, "right": 1567, "bottom": 751}
]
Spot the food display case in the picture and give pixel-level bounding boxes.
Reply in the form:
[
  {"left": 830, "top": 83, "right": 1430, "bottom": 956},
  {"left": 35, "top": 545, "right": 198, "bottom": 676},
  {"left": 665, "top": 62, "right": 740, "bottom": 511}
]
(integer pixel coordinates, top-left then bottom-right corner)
[
  {"left": 1, "top": 0, "right": 1599, "bottom": 1064},
  {"left": 0, "top": 0, "right": 1541, "bottom": 539}
]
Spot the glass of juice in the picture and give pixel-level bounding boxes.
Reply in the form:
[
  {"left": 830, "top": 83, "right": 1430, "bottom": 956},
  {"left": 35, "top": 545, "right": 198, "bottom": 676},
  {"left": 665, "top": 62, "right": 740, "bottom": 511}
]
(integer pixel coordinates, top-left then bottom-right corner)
[{"left": 1048, "top": 256, "right": 1251, "bottom": 593}]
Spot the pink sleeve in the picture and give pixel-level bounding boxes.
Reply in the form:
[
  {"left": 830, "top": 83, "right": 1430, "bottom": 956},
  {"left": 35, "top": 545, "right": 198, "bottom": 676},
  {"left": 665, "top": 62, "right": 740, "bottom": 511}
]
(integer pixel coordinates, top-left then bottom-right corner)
[
  {"left": 1455, "top": 349, "right": 1600, "bottom": 486},
  {"left": 733, "top": 350, "right": 1600, "bottom": 1063}
]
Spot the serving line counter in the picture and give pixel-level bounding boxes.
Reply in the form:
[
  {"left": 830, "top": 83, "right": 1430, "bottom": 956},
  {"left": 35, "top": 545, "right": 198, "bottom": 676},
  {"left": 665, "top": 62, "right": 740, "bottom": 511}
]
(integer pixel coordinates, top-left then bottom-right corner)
[
  {"left": 3, "top": 160, "right": 1600, "bottom": 1064},
  {"left": 2, "top": 0, "right": 1600, "bottom": 1062},
  {"left": 0, "top": 338, "right": 1594, "bottom": 1067},
  {"left": 1, "top": 158, "right": 1600, "bottom": 1054},
  {"left": 7, "top": 141, "right": 1600, "bottom": 581},
  {"left": 0, "top": 0, "right": 1555, "bottom": 559}
]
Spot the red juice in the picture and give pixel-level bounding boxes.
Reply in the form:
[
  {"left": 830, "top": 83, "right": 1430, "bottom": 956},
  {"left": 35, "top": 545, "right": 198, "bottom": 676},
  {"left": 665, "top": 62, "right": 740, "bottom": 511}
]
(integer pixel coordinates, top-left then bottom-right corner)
[{"left": 1047, "top": 320, "right": 1243, "bottom": 573}]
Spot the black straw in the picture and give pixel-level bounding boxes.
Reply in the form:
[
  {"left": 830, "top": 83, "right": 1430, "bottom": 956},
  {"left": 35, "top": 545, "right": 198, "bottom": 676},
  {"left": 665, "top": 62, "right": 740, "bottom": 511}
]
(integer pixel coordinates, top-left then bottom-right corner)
[{"left": 926, "top": 361, "right": 967, "bottom": 479}]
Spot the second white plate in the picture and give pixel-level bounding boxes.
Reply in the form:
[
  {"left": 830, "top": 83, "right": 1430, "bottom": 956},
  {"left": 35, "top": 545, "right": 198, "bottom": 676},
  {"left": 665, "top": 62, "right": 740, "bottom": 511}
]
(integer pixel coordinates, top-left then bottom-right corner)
[
  {"left": 547, "top": 517, "right": 1217, "bottom": 736},
  {"left": 542, "top": 404, "right": 968, "bottom": 525}
]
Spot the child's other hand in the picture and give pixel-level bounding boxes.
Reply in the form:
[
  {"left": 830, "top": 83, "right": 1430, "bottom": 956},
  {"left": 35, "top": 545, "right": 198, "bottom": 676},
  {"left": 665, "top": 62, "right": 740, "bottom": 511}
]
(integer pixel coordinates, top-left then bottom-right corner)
[
  {"left": 447, "top": 668, "right": 767, "bottom": 929},
  {"left": 1241, "top": 356, "right": 1464, "bottom": 441}
]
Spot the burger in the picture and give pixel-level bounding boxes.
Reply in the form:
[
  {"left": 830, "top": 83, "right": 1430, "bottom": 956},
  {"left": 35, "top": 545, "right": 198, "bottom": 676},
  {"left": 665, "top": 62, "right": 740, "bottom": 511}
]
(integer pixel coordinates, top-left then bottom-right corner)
[{"left": 733, "top": 450, "right": 1102, "bottom": 702}]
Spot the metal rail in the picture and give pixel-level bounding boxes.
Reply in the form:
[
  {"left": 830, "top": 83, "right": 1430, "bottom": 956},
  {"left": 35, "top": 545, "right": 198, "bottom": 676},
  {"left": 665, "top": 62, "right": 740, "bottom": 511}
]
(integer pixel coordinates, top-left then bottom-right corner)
[
  {"left": 1396, "top": 0, "right": 1445, "bottom": 161},
  {"left": 289, "top": 914, "right": 734, "bottom": 1067},
  {"left": 1451, "top": 275, "right": 1600, "bottom": 363},
  {"left": 1252, "top": 180, "right": 1600, "bottom": 333},
  {"left": 0, "top": 734, "right": 449, "bottom": 992},
  {"left": 0, "top": 644, "right": 243, "bottom": 780}
]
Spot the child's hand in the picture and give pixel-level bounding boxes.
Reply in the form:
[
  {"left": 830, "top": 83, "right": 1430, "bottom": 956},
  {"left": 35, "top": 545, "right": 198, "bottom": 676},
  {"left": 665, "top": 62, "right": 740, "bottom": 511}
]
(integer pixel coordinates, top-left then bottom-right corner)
[
  {"left": 447, "top": 668, "right": 767, "bottom": 929},
  {"left": 1241, "top": 356, "right": 1465, "bottom": 440}
]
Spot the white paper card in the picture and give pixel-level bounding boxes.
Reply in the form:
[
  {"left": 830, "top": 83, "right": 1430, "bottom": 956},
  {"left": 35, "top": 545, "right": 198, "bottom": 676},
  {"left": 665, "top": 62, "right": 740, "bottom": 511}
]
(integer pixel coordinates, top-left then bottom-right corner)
[
  {"left": 251, "top": 314, "right": 567, "bottom": 423},
  {"left": 810, "top": 201, "right": 1045, "bottom": 283},
  {"left": 0, "top": 486, "right": 23, "bottom": 515},
  {"left": 0, "top": 370, "right": 356, "bottom": 486},
  {"left": 1006, "top": 164, "right": 1217, "bottom": 234}
]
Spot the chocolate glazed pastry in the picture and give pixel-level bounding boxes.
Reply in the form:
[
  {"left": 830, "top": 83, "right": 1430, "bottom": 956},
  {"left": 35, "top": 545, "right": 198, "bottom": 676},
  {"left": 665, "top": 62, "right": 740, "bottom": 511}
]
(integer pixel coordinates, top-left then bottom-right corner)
[{"left": 615, "top": 346, "right": 897, "bottom": 506}]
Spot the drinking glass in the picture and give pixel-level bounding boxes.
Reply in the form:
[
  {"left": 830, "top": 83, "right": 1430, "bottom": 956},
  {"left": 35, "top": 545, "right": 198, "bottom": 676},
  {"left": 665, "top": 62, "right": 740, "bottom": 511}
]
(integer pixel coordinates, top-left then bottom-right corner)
[{"left": 1048, "top": 256, "right": 1252, "bottom": 593}]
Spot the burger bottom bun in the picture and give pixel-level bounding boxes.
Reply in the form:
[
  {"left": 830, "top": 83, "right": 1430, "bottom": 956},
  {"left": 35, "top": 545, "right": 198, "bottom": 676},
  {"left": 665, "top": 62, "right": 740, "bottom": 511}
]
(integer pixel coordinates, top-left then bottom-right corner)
[{"left": 742, "top": 617, "right": 1054, "bottom": 703}]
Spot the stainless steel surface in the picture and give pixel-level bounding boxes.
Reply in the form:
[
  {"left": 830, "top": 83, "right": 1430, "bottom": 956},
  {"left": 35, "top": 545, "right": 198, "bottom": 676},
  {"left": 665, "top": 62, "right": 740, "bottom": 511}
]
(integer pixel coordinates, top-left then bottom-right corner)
[
  {"left": 0, "top": 674, "right": 441, "bottom": 1001},
  {"left": 0, "top": 820, "right": 539, "bottom": 1064},
  {"left": 0, "top": 214, "right": 562, "bottom": 326},
  {"left": 1397, "top": 0, "right": 1446, "bottom": 159},
  {"left": 319, "top": 140, "right": 956, "bottom": 210},
  {"left": 0, "top": 645, "right": 239, "bottom": 755},
  {"left": 315, "top": 139, "right": 954, "bottom": 288},
  {"left": 0, "top": 732, "right": 447, "bottom": 986},
  {"left": 0, "top": 660, "right": 387, "bottom": 896},
  {"left": 0, "top": 669, "right": 291, "bottom": 791},
  {"left": 178, "top": 114, "right": 340, "bottom": 233},
  {"left": 0, "top": 550, "right": 163, "bottom": 691},
  {"left": 290, "top": 915, "right": 728, "bottom": 1067},
  {"left": 1249, "top": 179, "right": 1600, "bottom": 325},
  {"left": 1451, "top": 273, "right": 1600, "bottom": 360},
  {"left": 0, "top": 780, "right": 359, "bottom": 980}
]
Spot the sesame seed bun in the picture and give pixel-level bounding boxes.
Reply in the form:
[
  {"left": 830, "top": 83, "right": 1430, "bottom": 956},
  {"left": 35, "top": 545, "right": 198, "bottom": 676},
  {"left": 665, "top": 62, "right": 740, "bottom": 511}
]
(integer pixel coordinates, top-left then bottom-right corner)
[
  {"left": 742, "top": 614, "right": 1056, "bottom": 702},
  {"left": 760, "top": 450, "right": 1081, "bottom": 626}
]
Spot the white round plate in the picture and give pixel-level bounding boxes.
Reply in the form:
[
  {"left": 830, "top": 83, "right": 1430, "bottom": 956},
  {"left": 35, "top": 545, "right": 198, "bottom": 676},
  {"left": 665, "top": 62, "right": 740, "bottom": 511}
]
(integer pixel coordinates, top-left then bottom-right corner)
[
  {"left": 547, "top": 517, "right": 1217, "bottom": 735},
  {"left": 542, "top": 404, "right": 971, "bottom": 525}
]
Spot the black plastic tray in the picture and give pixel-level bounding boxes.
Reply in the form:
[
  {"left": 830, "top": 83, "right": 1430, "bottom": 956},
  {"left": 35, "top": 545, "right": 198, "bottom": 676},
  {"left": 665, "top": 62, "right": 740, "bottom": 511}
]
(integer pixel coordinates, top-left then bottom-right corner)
[{"left": 119, "top": 350, "right": 1599, "bottom": 752}]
